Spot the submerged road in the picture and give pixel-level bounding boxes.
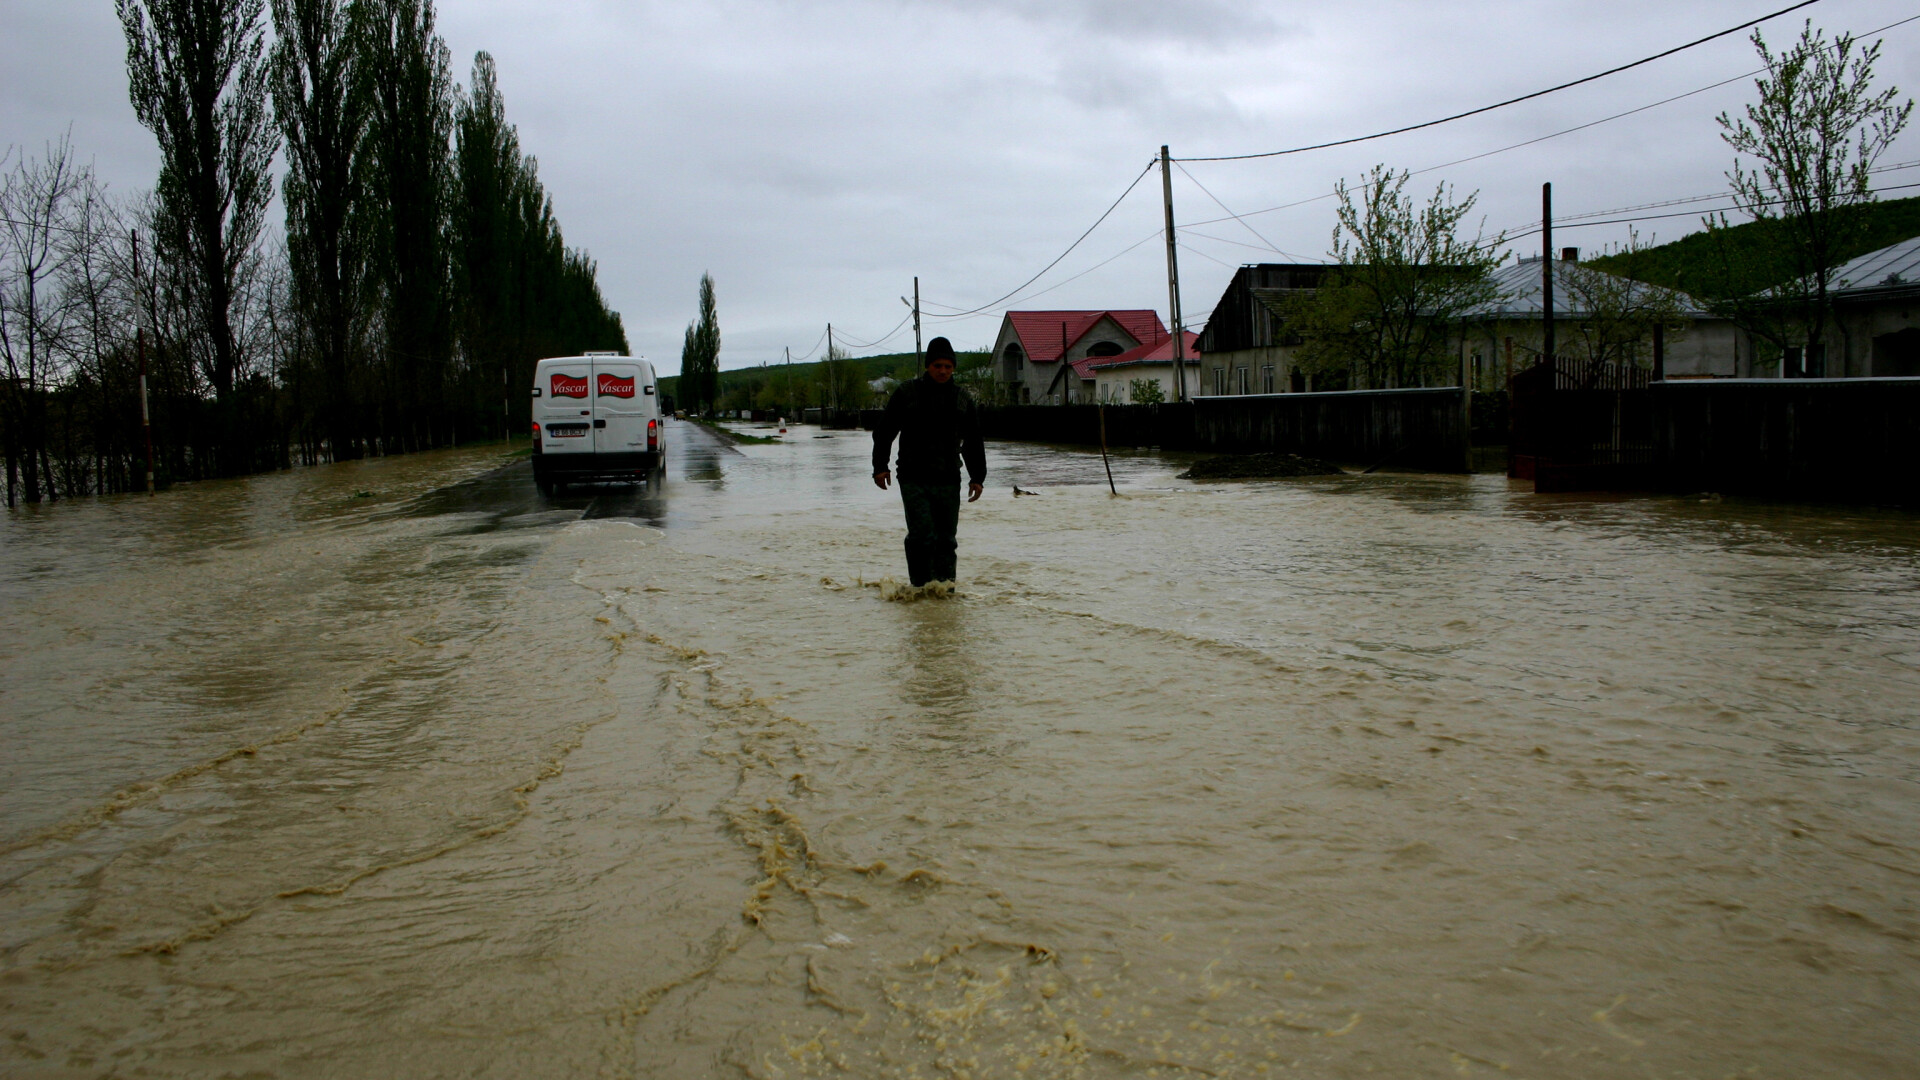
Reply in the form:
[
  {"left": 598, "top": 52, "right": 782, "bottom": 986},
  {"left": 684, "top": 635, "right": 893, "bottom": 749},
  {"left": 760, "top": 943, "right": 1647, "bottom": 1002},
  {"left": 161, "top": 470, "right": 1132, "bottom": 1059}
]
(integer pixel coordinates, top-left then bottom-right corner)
[{"left": 3, "top": 419, "right": 1919, "bottom": 1078}]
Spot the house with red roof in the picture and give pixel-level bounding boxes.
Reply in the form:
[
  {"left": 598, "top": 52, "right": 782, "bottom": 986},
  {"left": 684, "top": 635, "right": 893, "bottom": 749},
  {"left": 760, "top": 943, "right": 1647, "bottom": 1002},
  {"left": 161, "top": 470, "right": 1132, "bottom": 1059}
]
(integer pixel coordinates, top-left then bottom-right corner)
[
  {"left": 989, "top": 310, "right": 1170, "bottom": 404},
  {"left": 1088, "top": 331, "right": 1202, "bottom": 403}
]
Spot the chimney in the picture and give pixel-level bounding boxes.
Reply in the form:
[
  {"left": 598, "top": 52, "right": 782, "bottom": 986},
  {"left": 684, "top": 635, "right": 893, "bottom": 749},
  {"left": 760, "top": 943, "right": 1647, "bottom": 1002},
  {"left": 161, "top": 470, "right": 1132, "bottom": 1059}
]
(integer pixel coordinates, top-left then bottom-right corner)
[{"left": 1561, "top": 246, "right": 1580, "bottom": 262}]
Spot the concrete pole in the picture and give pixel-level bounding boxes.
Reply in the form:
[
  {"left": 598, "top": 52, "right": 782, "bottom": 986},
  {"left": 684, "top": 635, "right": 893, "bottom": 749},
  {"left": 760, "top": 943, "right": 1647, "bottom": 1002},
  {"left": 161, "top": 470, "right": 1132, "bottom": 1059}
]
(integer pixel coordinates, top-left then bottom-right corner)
[
  {"left": 1160, "top": 146, "right": 1188, "bottom": 402},
  {"left": 913, "top": 277, "right": 923, "bottom": 366},
  {"left": 132, "top": 229, "right": 154, "bottom": 494},
  {"left": 1542, "top": 183, "right": 1555, "bottom": 372}
]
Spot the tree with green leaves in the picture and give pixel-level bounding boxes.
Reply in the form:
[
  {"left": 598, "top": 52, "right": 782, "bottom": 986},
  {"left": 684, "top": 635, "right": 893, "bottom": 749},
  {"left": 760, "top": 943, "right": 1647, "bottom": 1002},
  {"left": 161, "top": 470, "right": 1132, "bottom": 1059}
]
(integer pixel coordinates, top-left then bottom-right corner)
[
  {"left": 1292, "top": 166, "right": 1504, "bottom": 389},
  {"left": 118, "top": 0, "right": 279, "bottom": 471},
  {"left": 272, "top": 0, "right": 373, "bottom": 460},
  {"left": 815, "top": 339, "right": 865, "bottom": 412},
  {"left": 363, "top": 0, "right": 453, "bottom": 449},
  {"left": 1711, "top": 20, "right": 1912, "bottom": 375},
  {"left": 679, "top": 273, "right": 720, "bottom": 414}
]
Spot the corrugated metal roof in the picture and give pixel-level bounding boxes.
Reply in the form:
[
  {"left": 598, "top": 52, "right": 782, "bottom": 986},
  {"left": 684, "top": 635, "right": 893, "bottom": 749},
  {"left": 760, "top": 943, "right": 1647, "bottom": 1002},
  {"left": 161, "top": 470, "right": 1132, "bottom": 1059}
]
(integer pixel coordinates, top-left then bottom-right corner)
[
  {"left": 1006, "top": 310, "right": 1166, "bottom": 363},
  {"left": 1464, "top": 258, "right": 1705, "bottom": 319},
  {"left": 1833, "top": 234, "right": 1920, "bottom": 295}
]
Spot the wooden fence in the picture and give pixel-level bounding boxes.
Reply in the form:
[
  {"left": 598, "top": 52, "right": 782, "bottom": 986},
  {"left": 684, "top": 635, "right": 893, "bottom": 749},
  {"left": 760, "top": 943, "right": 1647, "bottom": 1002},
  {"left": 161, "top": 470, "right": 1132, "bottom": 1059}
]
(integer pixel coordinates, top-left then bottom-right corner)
[
  {"left": 1657, "top": 377, "right": 1920, "bottom": 504},
  {"left": 971, "top": 390, "right": 1475, "bottom": 470}
]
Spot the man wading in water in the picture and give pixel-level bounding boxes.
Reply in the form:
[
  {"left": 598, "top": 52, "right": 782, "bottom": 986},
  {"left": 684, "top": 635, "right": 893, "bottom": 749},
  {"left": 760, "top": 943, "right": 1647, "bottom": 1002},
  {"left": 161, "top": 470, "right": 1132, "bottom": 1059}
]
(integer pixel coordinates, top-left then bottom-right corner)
[{"left": 872, "top": 337, "right": 987, "bottom": 587}]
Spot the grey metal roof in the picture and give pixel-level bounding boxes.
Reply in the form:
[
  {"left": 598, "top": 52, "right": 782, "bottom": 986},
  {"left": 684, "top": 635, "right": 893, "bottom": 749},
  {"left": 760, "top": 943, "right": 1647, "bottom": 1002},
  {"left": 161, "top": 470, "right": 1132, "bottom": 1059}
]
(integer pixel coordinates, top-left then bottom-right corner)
[
  {"left": 1832, "top": 234, "right": 1920, "bottom": 296},
  {"left": 1463, "top": 258, "right": 1706, "bottom": 320}
]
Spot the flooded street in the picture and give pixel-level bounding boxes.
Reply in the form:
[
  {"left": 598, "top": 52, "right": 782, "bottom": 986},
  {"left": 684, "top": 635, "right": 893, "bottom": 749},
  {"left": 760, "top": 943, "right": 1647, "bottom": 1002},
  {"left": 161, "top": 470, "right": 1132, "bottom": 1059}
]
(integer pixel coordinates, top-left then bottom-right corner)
[{"left": 4, "top": 420, "right": 1919, "bottom": 1079}]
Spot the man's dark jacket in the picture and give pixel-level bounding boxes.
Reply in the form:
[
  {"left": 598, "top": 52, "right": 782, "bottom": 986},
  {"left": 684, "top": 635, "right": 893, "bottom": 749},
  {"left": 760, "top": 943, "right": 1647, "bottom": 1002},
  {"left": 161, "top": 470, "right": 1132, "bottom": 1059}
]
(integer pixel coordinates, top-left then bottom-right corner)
[{"left": 871, "top": 375, "right": 987, "bottom": 485}]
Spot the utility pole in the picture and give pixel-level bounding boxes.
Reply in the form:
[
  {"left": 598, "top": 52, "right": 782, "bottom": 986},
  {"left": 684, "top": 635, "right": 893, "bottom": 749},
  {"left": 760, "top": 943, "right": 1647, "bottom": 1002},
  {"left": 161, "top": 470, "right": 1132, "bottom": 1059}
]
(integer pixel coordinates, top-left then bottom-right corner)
[
  {"left": 1541, "top": 182, "right": 1555, "bottom": 372},
  {"left": 1160, "top": 146, "right": 1188, "bottom": 402},
  {"left": 913, "top": 276, "right": 923, "bottom": 365},
  {"left": 826, "top": 323, "right": 835, "bottom": 411},
  {"left": 131, "top": 229, "right": 154, "bottom": 494},
  {"left": 785, "top": 346, "right": 792, "bottom": 416}
]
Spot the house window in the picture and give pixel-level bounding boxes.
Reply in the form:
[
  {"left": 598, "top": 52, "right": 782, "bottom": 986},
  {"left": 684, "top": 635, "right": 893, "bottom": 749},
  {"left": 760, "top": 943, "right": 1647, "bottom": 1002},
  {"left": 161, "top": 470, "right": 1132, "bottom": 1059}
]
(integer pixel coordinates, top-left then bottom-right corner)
[
  {"left": 1261, "top": 365, "right": 1275, "bottom": 394},
  {"left": 1212, "top": 367, "right": 1226, "bottom": 395},
  {"left": 1085, "top": 341, "right": 1124, "bottom": 358},
  {"left": 1237, "top": 367, "right": 1250, "bottom": 395}
]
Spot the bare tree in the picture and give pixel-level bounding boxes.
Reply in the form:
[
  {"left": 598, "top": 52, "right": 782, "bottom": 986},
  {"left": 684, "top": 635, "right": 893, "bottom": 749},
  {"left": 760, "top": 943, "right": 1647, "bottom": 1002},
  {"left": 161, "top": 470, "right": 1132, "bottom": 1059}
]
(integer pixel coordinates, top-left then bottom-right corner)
[
  {"left": 58, "top": 168, "right": 134, "bottom": 495},
  {"left": 0, "top": 137, "right": 90, "bottom": 504},
  {"left": 1714, "top": 21, "right": 1912, "bottom": 375}
]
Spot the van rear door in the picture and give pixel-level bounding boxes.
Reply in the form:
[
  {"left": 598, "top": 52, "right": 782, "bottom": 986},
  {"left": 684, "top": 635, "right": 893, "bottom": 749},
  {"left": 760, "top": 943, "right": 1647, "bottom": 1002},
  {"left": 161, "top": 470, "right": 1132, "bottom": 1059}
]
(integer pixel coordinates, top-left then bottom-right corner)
[
  {"left": 538, "top": 360, "right": 594, "bottom": 456},
  {"left": 591, "top": 358, "right": 649, "bottom": 455}
]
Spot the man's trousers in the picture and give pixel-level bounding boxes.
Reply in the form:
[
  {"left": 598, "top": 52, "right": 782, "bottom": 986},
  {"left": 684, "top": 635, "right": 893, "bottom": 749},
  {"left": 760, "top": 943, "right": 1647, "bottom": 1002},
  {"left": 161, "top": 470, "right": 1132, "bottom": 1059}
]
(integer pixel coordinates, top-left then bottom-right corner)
[{"left": 898, "top": 479, "right": 960, "bottom": 585}]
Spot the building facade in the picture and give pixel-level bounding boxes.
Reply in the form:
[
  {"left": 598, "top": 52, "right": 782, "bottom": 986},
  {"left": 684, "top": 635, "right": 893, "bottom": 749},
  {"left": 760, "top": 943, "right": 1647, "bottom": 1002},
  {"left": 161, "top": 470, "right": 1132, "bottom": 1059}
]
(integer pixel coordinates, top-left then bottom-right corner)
[
  {"left": 1088, "top": 331, "right": 1202, "bottom": 402},
  {"left": 990, "top": 310, "right": 1168, "bottom": 404},
  {"left": 1192, "top": 264, "right": 1335, "bottom": 395}
]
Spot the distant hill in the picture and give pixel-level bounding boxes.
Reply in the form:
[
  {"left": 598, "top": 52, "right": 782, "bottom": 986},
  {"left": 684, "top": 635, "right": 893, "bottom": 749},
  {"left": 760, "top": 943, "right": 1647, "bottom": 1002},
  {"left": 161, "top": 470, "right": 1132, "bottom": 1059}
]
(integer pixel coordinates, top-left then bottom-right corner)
[
  {"left": 1586, "top": 195, "right": 1920, "bottom": 300},
  {"left": 659, "top": 349, "right": 990, "bottom": 406}
]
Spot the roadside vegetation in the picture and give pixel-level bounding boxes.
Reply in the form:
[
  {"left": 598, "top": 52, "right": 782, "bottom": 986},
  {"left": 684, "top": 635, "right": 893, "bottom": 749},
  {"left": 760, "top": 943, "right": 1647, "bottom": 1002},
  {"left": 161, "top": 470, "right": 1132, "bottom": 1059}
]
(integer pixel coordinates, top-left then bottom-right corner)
[{"left": 1, "top": 0, "right": 625, "bottom": 506}]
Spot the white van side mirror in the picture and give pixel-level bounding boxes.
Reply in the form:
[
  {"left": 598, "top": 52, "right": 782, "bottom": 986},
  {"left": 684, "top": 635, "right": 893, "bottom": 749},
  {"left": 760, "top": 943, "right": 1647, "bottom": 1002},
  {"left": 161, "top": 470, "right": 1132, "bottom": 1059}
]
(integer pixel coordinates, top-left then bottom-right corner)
[
  {"left": 531, "top": 388, "right": 542, "bottom": 397},
  {"left": 643, "top": 386, "right": 655, "bottom": 395}
]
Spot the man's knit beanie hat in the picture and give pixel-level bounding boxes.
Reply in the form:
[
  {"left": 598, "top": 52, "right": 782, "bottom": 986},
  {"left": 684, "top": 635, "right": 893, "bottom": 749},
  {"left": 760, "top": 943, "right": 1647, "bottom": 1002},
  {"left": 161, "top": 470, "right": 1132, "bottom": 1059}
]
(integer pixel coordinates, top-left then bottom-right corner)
[{"left": 926, "top": 337, "right": 956, "bottom": 365}]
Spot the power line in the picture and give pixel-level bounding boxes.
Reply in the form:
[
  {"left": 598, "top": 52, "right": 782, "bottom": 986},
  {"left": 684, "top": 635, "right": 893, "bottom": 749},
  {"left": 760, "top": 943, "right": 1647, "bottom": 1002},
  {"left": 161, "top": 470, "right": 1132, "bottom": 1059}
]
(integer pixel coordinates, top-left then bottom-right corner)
[
  {"left": 1172, "top": 160, "right": 1310, "bottom": 260},
  {"left": 923, "top": 159, "right": 1157, "bottom": 319},
  {"left": 1175, "top": 10, "right": 1920, "bottom": 234},
  {"left": 1501, "top": 179, "right": 1920, "bottom": 245},
  {"left": 831, "top": 312, "right": 913, "bottom": 351},
  {"left": 1549, "top": 158, "right": 1920, "bottom": 225},
  {"left": 1175, "top": 0, "right": 1824, "bottom": 163},
  {"left": 1177, "top": 241, "right": 1237, "bottom": 270}
]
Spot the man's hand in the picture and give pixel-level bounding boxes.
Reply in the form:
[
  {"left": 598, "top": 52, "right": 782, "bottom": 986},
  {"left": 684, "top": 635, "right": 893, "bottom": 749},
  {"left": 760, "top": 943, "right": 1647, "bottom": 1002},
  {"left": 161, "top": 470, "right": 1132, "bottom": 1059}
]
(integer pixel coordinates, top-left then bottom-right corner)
[
  {"left": 967, "top": 482, "right": 983, "bottom": 503},
  {"left": 874, "top": 470, "right": 890, "bottom": 490}
]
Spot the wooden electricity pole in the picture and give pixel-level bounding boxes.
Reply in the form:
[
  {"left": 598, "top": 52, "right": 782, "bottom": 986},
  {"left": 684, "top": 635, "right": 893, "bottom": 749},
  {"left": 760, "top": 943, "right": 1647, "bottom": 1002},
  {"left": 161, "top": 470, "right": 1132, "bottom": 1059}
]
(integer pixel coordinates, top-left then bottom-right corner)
[
  {"left": 1160, "top": 145, "right": 1188, "bottom": 402},
  {"left": 913, "top": 276, "right": 923, "bottom": 365}
]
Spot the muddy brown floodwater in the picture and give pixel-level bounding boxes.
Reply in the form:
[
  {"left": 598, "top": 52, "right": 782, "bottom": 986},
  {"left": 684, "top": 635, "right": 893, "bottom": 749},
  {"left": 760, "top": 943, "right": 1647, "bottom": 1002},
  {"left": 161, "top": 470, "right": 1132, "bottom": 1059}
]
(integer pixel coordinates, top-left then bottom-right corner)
[{"left": 3, "top": 419, "right": 1918, "bottom": 1079}]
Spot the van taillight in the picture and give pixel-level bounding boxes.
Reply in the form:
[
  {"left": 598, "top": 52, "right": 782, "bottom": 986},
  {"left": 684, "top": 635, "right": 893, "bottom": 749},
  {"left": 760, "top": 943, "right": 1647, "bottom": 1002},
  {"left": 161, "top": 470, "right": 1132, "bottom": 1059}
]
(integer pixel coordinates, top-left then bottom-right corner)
[
  {"left": 532, "top": 422, "right": 542, "bottom": 452},
  {"left": 647, "top": 418, "right": 658, "bottom": 451}
]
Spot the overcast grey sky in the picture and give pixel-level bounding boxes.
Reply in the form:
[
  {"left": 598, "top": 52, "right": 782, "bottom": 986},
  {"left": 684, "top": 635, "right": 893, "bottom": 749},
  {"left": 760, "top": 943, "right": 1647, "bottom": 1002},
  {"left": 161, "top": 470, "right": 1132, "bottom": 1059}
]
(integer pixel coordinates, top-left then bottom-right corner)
[{"left": 6, "top": 0, "right": 1918, "bottom": 370}]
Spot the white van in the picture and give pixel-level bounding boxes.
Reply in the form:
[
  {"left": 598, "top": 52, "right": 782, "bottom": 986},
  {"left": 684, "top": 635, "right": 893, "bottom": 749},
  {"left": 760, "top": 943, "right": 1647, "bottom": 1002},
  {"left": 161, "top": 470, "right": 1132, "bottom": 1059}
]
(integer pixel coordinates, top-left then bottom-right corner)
[{"left": 530, "top": 353, "right": 665, "bottom": 493}]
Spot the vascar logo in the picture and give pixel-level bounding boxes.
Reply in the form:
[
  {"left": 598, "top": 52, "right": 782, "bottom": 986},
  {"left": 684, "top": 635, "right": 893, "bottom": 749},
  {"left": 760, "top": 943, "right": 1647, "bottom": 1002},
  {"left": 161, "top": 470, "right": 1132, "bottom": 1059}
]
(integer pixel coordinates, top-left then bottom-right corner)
[
  {"left": 597, "top": 374, "right": 635, "bottom": 398},
  {"left": 551, "top": 373, "right": 589, "bottom": 398}
]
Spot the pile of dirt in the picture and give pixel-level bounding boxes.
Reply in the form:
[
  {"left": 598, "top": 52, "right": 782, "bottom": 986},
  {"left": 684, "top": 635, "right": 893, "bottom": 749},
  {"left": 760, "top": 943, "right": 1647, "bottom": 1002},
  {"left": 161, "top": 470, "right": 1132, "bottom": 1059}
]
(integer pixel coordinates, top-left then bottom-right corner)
[{"left": 1177, "top": 452, "right": 1347, "bottom": 480}]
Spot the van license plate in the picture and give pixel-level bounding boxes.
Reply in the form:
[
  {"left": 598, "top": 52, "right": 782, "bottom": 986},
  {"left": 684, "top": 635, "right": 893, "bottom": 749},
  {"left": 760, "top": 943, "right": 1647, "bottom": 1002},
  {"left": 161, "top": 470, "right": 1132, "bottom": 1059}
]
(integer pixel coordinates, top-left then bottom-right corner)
[{"left": 546, "top": 423, "right": 588, "bottom": 438}]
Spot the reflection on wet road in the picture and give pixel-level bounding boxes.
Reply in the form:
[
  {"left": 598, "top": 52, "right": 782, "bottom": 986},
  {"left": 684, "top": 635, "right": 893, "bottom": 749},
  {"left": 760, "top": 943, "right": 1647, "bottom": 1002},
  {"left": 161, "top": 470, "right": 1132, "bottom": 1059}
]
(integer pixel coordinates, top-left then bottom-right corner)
[{"left": 4, "top": 417, "right": 1920, "bottom": 1079}]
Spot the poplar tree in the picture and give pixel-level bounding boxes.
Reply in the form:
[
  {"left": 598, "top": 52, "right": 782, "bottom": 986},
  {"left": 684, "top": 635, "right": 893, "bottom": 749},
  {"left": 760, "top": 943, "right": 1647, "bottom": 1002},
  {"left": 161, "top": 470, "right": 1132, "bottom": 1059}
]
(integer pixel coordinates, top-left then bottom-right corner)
[
  {"left": 272, "top": 0, "right": 373, "bottom": 460},
  {"left": 363, "top": 0, "right": 453, "bottom": 450},
  {"left": 118, "top": 0, "right": 279, "bottom": 471},
  {"left": 679, "top": 273, "right": 720, "bottom": 414}
]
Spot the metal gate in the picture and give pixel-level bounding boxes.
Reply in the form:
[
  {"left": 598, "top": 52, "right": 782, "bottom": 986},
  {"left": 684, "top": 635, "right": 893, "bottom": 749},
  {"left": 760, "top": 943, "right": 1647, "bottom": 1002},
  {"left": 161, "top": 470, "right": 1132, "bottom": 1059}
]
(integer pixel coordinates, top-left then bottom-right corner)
[{"left": 1509, "top": 358, "right": 1654, "bottom": 493}]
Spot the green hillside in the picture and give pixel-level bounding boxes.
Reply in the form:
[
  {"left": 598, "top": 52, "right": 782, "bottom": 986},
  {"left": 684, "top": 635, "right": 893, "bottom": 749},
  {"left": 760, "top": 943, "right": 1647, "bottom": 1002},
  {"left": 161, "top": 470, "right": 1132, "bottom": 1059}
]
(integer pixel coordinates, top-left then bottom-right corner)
[
  {"left": 659, "top": 349, "right": 990, "bottom": 412},
  {"left": 1586, "top": 195, "right": 1920, "bottom": 300}
]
